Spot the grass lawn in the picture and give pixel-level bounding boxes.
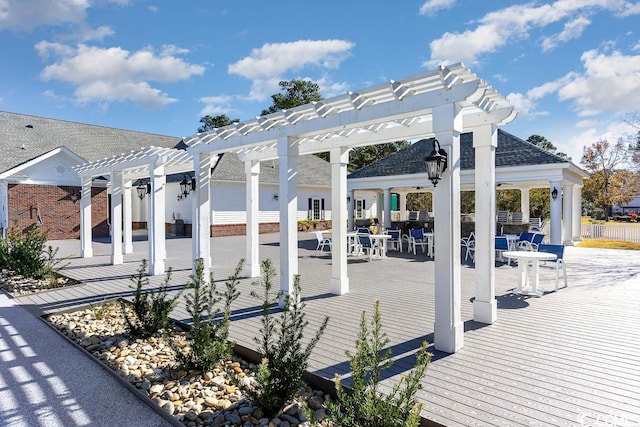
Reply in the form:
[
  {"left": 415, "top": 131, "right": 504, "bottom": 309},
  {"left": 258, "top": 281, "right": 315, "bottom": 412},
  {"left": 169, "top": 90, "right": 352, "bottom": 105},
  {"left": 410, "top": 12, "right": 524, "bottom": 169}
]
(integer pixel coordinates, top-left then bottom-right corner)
[{"left": 576, "top": 239, "right": 640, "bottom": 250}]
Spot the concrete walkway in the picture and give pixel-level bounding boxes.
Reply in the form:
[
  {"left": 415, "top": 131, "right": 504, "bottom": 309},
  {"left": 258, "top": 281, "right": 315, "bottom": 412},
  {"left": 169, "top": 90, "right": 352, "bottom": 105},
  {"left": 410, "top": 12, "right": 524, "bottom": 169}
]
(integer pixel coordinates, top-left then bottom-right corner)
[{"left": 0, "top": 293, "right": 173, "bottom": 427}]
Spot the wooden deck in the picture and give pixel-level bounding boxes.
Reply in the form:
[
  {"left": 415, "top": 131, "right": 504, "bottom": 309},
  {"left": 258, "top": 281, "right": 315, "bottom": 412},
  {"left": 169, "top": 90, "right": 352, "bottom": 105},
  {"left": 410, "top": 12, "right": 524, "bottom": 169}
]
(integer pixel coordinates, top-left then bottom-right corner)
[{"left": 14, "top": 233, "right": 640, "bottom": 427}]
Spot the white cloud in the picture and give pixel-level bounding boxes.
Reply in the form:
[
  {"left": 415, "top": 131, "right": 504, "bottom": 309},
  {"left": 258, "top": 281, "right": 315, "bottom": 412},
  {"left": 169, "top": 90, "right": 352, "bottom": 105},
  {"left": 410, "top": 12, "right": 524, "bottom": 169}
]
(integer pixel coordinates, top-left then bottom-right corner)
[
  {"left": 541, "top": 15, "right": 591, "bottom": 52},
  {"left": 0, "top": 0, "right": 89, "bottom": 30},
  {"left": 426, "top": 0, "right": 633, "bottom": 66},
  {"left": 39, "top": 43, "right": 205, "bottom": 109},
  {"left": 558, "top": 48, "right": 640, "bottom": 115},
  {"left": 419, "top": 0, "right": 456, "bottom": 16},
  {"left": 228, "top": 39, "right": 354, "bottom": 101},
  {"left": 506, "top": 92, "right": 548, "bottom": 118},
  {"left": 198, "top": 95, "right": 238, "bottom": 117}
]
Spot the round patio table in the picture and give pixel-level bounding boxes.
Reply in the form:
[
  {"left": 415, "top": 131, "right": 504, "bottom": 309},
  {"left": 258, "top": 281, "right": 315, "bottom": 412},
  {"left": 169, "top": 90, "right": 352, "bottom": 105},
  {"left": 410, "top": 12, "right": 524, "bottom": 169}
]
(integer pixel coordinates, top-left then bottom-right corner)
[{"left": 503, "top": 251, "right": 557, "bottom": 297}]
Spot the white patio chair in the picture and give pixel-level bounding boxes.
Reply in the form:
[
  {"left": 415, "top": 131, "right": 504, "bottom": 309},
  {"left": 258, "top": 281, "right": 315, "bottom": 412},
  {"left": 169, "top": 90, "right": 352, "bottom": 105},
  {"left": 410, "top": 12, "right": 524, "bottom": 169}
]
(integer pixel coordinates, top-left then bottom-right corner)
[
  {"left": 406, "top": 228, "right": 429, "bottom": 255},
  {"left": 385, "top": 228, "right": 402, "bottom": 252},
  {"left": 314, "top": 231, "right": 332, "bottom": 255},
  {"left": 356, "top": 233, "right": 382, "bottom": 261},
  {"left": 461, "top": 231, "right": 475, "bottom": 261}
]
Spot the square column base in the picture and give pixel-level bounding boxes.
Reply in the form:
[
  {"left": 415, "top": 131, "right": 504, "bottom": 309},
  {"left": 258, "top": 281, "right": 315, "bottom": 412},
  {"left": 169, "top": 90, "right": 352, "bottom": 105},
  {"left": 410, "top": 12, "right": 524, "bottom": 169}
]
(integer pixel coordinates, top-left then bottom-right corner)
[
  {"left": 244, "top": 263, "right": 261, "bottom": 278},
  {"left": 434, "top": 321, "right": 464, "bottom": 353},
  {"left": 330, "top": 277, "right": 349, "bottom": 295},
  {"left": 473, "top": 299, "right": 497, "bottom": 324},
  {"left": 111, "top": 253, "right": 123, "bottom": 265}
]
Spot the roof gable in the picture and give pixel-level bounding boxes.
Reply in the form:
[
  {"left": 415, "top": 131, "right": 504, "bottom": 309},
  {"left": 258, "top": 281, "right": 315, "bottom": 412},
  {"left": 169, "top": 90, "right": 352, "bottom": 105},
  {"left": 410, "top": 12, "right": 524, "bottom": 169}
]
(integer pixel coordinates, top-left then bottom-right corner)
[{"left": 348, "top": 129, "right": 570, "bottom": 179}]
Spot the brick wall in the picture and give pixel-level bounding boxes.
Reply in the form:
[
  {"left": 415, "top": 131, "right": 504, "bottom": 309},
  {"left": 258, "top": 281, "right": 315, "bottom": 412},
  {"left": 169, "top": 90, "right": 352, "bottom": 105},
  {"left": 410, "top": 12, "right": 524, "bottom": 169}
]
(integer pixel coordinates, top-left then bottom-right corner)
[{"left": 8, "top": 184, "right": 109, "bottom": 240}]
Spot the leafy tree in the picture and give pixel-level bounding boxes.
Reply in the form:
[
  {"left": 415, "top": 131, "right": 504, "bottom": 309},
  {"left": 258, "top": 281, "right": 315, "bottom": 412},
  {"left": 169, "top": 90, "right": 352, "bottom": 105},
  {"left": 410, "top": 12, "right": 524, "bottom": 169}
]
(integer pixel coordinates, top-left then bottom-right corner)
[
  {"left": 581, "top": 139, "right": 640, "bottom": 219},
  {"left": 261, "top": 79, "right": 322, "bottom": 115},
  {"left": 527, "top": 134, "right": 570, "bottom": 161},
  {"left": 197, "top": 114, "right": 239, "bottom": 133}
]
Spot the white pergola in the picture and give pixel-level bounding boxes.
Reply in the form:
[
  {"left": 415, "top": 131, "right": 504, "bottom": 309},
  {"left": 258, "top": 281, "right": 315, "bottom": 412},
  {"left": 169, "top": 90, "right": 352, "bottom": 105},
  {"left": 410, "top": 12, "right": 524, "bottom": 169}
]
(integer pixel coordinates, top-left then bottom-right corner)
[
  {"left": 74, "top": 146, "right": 198, "bottom": 275},
  {"left": 183, "top": 63, "right": 517, "bottom": 353}
]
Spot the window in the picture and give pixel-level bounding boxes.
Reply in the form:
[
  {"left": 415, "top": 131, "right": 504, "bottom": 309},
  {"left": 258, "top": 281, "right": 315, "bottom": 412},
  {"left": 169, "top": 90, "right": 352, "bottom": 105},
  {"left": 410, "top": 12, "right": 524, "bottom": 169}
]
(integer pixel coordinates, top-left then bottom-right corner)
[{"left": 355, "top": 199, "right": 365, "bottom": 219}]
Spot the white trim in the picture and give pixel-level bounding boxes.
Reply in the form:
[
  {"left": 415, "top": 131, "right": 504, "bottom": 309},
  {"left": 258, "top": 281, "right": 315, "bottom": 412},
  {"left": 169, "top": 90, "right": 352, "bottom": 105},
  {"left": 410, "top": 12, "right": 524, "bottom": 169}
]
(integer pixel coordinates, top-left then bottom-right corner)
[{"left": 0, "top": 146, "right": 87, "bottom": 180}]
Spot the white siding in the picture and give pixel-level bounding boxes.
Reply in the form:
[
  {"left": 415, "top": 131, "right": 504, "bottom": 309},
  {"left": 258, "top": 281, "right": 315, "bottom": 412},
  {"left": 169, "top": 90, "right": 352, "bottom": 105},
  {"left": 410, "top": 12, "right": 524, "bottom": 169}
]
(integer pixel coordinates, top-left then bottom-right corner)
[{"left": 16, "top": 152, "right": 81, "bottom": 186}]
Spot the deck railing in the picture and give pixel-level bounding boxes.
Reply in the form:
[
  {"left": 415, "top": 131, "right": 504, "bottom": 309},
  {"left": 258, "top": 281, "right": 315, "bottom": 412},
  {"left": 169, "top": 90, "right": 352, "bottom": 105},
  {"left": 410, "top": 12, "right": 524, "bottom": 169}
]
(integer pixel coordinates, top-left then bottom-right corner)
[{"left": 581, "top": 223, "right": 640, "bottom": 243}]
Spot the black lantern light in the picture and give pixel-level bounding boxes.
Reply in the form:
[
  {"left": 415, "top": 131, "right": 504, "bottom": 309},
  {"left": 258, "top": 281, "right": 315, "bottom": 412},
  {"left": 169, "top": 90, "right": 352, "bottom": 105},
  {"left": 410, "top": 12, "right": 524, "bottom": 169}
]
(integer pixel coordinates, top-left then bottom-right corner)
[
  {"left": 551, "top": 187, "right": 558, "bottom": 200},
  {"left": 424, "top": 139, "right": 448, "bottom": 187},
  {"left": 179, "top": 175, "right": 191, "bottom": 198},
  {"left": 136, "top": 182, "right": 149, "bottom": 200}
]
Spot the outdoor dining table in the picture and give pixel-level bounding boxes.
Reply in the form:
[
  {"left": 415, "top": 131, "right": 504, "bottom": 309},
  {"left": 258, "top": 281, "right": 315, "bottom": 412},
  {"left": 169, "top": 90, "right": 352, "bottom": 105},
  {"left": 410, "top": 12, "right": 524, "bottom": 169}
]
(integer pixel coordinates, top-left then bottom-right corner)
[
  {"left": 503, "top": 250, "right": 557, "bottom": 297},
  {"left": 369, "top": 233, "right": 391, "bottom": 258}
]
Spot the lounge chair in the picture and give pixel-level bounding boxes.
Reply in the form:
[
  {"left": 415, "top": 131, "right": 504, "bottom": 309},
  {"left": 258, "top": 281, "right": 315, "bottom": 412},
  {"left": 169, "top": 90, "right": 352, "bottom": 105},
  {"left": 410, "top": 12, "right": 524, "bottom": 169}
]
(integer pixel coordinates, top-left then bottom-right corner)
[{"left": 314, "top": 231, "right": 332, "bottom": 255}]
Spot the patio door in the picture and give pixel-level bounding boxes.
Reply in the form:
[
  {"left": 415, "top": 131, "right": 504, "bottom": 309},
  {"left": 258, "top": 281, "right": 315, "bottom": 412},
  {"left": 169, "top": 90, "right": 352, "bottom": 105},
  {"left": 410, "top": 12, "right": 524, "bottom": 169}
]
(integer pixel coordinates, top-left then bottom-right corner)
[
  {"left": 308, "top": 197, "right": 324, "bottom": 220},
  {"left": 355, "top": 199, "right": 365, "bottom": 219}
]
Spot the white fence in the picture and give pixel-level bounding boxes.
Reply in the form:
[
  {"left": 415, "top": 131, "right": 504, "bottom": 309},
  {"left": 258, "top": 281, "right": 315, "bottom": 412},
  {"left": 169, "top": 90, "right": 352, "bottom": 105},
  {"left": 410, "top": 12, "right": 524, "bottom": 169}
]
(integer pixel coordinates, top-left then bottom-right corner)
[{"left": 581, "top": 224, "right": 640, "bottom": 243}]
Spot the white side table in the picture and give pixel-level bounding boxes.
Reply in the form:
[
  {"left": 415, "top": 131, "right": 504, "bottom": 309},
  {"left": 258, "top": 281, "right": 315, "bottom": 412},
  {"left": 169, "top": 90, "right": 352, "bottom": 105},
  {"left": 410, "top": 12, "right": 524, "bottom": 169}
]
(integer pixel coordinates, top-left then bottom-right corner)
[{"left": 502, "top": 251, "right": 557, "bottom": 297}]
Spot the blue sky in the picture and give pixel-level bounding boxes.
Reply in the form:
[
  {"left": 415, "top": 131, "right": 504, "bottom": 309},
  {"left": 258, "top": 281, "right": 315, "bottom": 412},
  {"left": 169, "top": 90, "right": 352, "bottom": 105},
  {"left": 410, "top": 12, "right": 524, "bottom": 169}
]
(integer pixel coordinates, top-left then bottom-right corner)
[{"left": 1, "top": 0, "right": 639, "bottom": 163}]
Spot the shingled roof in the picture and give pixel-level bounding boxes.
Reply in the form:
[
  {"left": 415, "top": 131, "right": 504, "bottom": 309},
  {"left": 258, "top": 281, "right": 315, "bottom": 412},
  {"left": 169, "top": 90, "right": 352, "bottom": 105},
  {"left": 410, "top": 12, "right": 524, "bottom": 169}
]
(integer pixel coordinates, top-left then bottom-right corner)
[
  {"left": 211, "top": 152, "right": 331, "bottom": 186},
  {"left": 348, "top": 129, "right": 569, "bottom": 179},
  {"left": 0, "top": 111, "right": 181, "bottom": 175}
]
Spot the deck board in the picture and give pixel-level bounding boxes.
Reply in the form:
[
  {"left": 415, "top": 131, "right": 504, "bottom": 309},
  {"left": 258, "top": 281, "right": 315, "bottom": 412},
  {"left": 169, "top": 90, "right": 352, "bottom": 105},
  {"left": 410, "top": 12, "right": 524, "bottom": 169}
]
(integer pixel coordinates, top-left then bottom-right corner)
[{"left": 12, "top": 233, "right": 640, "bottom": 427}]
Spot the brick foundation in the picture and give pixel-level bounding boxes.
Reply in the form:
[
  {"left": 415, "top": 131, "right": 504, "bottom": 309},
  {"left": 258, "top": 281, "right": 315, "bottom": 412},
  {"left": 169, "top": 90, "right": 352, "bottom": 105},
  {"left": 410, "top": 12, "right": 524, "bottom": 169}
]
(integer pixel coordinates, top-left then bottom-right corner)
[{"left": 7, "top": 184, "right": 109, "bottom": 240}]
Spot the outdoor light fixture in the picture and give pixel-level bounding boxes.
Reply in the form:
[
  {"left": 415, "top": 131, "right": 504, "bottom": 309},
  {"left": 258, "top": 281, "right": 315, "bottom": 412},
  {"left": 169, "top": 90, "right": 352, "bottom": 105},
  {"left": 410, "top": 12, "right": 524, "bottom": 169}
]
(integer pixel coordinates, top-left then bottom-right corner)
[
  {"left": 70, "top": 190, "right": 81, "bottom": 203},
  {"left": 551, "top": 187, "right": 558, "bottom": 200},
  {"left": 136, "top": 182, "right": 149, "bottom": 200},
  {"left": 273, "top": 194, "right": 279, "bottom": 201},
  {"left": 424, "top": 138, "right": 448, "bottom": 187},
  {"left": 347, "top": 196, "right": 351, "bottom": 202},
  {"left": 179, "top": 175, "right": 191, "bottom": 198}
]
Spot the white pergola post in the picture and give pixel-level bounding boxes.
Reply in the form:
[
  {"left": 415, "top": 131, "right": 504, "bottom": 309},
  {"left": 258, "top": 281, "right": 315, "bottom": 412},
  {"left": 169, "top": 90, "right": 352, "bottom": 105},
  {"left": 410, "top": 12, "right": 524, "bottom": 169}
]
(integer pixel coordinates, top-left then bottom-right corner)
[
  {"left": 110, "top": 171, "right": 123, "bottom": 265},
  {"left": 375, "top": 191, "right": 383, "bottom": 228},
  {"left": 473, "top": 125, "right": 497, "bottom": 325},
  {"left": 123, "top": 178, "right": 133, "bottom": 254},
  {"left": 383, "top": 188, "right": 391, "bottom": 229},
  {"left": 433, "top": 104, "right": 464, "bottom": 353},
  {"left": 572, "top": 185, "right": 582, "bottom": 242},
  {"left": 80, "top": 176, "right": 93, "bottom": 258},
  {"left": 520, "top": 187, "right": 530, "bottom": 223},
  {"left": 245, "top": 160, "right": 260, "bottom": 278},
  {"left": 148, "top": 161, "right": 166, "bottom": 275},
  {"left": 347, "top": 189, "right": 355, "bottom": 230},
  {"left": 549, "top": 180, "right": 563, "bottom": 245},
  {"left": 0, "top": 181, "right": 8, "bottom": 238},
  {"left": 399, "top": 191, "right": 407, "bottom": 221},
  {"left": 562, "top": 183, "right": 574, "bottom": 245},
  {"left": 192, "top": 153, "right": 212, "bottom": 276},
  {"left": 278, "top": 137, "right": 299, "bottom": 300},
  {"left": 330, "top": 147, "right": 349, "bottom": 295}
]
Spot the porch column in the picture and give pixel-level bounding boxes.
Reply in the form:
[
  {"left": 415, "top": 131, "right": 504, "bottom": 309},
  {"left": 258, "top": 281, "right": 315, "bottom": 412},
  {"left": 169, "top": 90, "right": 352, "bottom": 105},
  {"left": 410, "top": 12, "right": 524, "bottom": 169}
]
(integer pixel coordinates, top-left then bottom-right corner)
[
  {"left": 278, "top": 137, "right": 299, "bottom": 300},
  {"left": 192, "top": 153, "right": 212, "bottom": 276},
  {"left": 0, "top": 180, "right": 7, "bottom": 238},
  {"left": 433, "top": 104, "right": 464, "bottom": 353},
  {"left": 549, "top": 180, "right": 562, "bottom": 245},
  {"left": 110, "top": 171, "right": 123, "bottom": 265},
  {"left": 398, "top": 191, "right": 407, "bottom": 221},
  {"left": 245, "top": 160, "right": 260, "bottom": 278},
  {"left": 473, "top": 125, "right": 497, "bottom": 325},
  {"left": 376, "top": 191, "right": 383, "bottom": 228},
  {"left": 562, "top": 184, "right": 574, "bottom": 245},
  {"left": 383, "top": 188, "right": 391, "bottom": 229},
  {"left": 572, "top": 185, "right": 582, "bottom": 242},
  {"left": 148, "top": 161, "right": 166, "bottom": 275},
  {"left": 80, "top": 177, "right": 93, "bottom": 257},
  {"left": 330, "top": 147, "right": 349, "bottom": 295},
  {"left": 123, "top": 178, "right": 134, "bottom": 254},
  {"left": 520, "top": 187, "right": 530, "bottom": 223},
  {"left": 347, "top": 189, "right": 355, "bottom": 230}
]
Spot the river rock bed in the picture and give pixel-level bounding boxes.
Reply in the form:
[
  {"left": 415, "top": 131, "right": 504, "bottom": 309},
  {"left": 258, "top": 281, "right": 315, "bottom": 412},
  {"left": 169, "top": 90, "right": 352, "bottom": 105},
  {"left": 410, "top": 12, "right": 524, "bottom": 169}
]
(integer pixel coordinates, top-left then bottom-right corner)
[
  {"left": 0, "top": 269, "right": 79, "bottom": 296},
  {"left": 46, "top": 302, "right": 332, "bottom": 427}
]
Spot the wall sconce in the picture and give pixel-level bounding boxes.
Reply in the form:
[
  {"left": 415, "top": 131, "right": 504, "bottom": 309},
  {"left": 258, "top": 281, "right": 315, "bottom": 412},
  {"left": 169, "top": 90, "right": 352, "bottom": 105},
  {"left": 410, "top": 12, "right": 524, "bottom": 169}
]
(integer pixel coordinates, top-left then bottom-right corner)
[
  {"left": 70, "top": 189, "right": 81, "bottom": 203},
  {"left": 551, "top": 187, "right": 558, "bottom": 200},
  {"left": 424, "top": 139, "right": 448, "bottom": 187},
  {"left": 347, "top": 196, "right": 351, "bottom": 202},
  {"left": 137, "top": 182, "right": 150, "bottom": 200},
  {"left": 273, "top": 194, "right": 279, "bottom": 201}
]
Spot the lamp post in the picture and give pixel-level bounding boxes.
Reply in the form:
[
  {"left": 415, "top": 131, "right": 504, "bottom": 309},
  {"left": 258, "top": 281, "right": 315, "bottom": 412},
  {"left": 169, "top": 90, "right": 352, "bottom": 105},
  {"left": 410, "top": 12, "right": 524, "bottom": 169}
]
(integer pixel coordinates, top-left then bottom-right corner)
[{"left": 424, "top": 139, "right": 448, "bottom": 187}]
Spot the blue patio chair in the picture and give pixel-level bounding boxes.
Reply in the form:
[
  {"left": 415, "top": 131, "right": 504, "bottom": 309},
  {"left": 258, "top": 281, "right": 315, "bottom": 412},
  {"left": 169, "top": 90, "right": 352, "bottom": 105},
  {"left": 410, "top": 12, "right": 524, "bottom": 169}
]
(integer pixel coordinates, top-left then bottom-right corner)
[
  {"left": 529, "top": 233, "right": 546, "bottom": 251},
  {"left": 356, "top": 233, "right": 382, "bottom": 261},
  {"left": 537, "top": 244, "right": 567, "bottom": 291},
  {"left": 516, "top": 231, "right": 535, "bottom": 251},
  {"left": 357, "top": 227, "right": 372, "bottom": 234},
  {"left": 385, "top": 228, "right": 402, "bottom": 252},
  {"left": 406, "top": 228, "right": 429, "bottom": 255},
  {"left": 495, "top": 235, "right": 511, "bottom": 265}
]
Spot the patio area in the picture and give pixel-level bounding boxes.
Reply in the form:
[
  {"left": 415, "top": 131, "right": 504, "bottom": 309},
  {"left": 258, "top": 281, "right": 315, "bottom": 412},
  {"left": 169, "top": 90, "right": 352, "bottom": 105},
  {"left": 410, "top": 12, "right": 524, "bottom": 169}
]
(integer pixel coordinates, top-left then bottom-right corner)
[{"left": 13, "top": 232, "right": 640, "bottom": 427}]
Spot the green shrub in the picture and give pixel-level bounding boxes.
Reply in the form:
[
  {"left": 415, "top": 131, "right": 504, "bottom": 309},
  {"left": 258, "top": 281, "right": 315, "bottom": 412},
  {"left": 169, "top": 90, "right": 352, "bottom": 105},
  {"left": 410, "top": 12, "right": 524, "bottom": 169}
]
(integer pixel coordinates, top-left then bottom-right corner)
[
  {"left": 324, "top": 300, "right": 431, "bottom": 427},
  {"left": 0, "top": 225, "right": 63, "bottom": 280},
  {"left": 242, "top": 259, "right": 328, "bottom": 417},
  {"left": 121, "top": 259, "right": 183, "bottom": 338},
  {"left": 172, "top": 258, "right": 241, "bottom": 372}
]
